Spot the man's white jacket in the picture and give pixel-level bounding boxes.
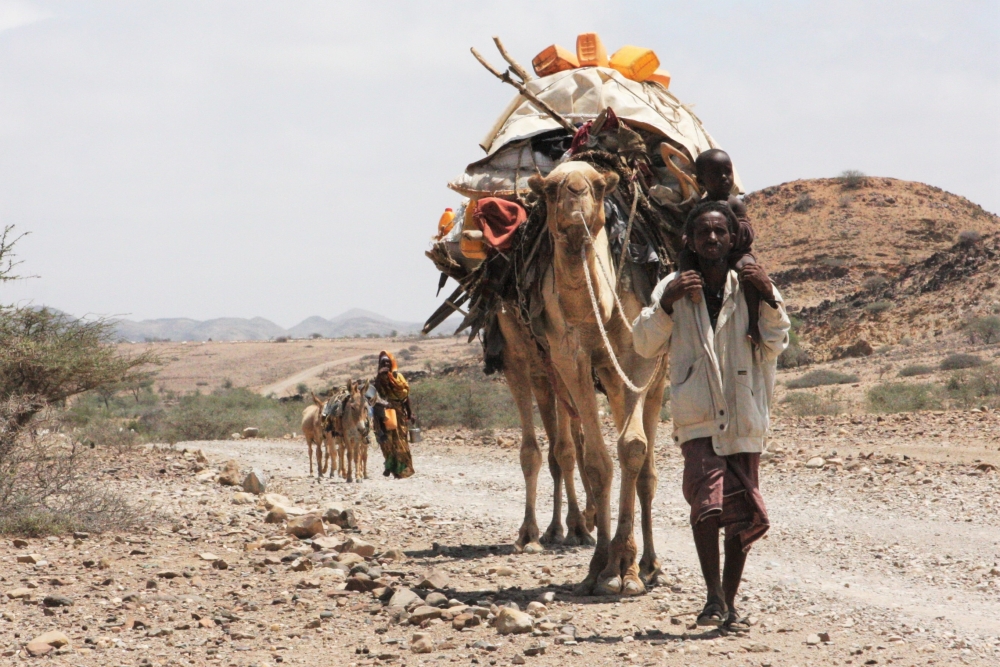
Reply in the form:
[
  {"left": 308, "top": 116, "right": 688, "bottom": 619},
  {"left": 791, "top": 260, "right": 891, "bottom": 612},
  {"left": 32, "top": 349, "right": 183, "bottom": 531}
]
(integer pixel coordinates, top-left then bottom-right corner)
[{"left": 633, "top": 270, "right": 791, "bottom": 456}]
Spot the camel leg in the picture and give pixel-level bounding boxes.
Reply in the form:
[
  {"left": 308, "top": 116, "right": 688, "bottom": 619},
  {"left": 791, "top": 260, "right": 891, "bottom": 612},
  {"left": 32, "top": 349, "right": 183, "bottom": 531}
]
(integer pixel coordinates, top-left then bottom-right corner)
[
  {"left": 550, "top": 349, "right": 613, "bottom": 594},
  {"left": 594, "top": 363, "right": 655, "bottom": 596},
  {"left": 638, "top": 372, "right": 668, "bottom": 586},
  {"left": 506, "top": 360, "right": 544, "bottom": 554},
  {"left": 571, "top": 417, "right": 597, "bottom": 533},
  {"left": 530, "top": 372, "right": 564, "bottom": 546}
]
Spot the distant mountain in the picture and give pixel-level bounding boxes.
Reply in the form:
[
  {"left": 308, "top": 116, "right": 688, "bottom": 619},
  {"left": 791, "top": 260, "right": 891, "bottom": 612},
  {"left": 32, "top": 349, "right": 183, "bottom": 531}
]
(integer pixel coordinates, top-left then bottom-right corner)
[{"left": 111, "top": 309, "right": 427, "bottom": 342}]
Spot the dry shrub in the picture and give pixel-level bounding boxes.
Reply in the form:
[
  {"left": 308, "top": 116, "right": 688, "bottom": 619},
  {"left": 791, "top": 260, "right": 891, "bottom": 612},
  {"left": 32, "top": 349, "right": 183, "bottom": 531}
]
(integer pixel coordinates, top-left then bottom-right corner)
[
  {"left": 866, "top": 382, "right": 941, "bottom": 413},
  {"left": 786, "top": 369, "right": 857, "bottom": 389},
  {"left": 781, "top": 390, "right": 844, "bottom": 416},
  {"left": 838, "top": 170, "right": 866, "bottom": 189}
]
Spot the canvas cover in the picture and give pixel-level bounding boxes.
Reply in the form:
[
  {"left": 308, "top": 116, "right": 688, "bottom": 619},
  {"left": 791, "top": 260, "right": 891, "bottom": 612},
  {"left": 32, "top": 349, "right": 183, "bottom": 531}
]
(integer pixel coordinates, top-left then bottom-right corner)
[{"left": 477, "top": 66, "right": 743, "bottom": 193}]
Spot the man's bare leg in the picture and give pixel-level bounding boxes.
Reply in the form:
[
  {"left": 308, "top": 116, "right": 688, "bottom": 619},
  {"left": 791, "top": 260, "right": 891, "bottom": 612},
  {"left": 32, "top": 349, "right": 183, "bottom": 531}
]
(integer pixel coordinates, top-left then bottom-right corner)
[{"left": 692, "top": 514, "right": 727, "bottom": 625}]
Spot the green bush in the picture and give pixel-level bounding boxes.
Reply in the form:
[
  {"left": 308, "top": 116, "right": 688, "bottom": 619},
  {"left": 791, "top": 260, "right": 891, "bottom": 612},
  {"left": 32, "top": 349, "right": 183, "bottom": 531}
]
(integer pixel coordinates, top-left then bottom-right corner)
[
  {"left": 898, "top": 364, "right": 934, "bottom": 377},
  {"left": 939, "top": 353, "right": 985, "bottom": 371},
  {"left": 778, "top": 316, "right": 810, "bottom": 369},
  {"left": 793, "top": 193, "right": 816, "bottom": 212},
  {"left": 944, "top": 366, "right": 1000, "bottom": 409},
  {"left": 781, "top": 390, "right": 843, "bottom": 417},
  {"left": 966, "top": 315, "right": 1000, "bottom": 344},
  {"left": 786, "top": 369, "right": 859, "bottom": 389},
  {"left": 864, "top": 301, "right": 893, "bottom": 314},
  {"left": 410, "top": 372, "right": 520, "bottom": 430},
  {"left": 866, "top": 382, "right": 941, "bottom": 413},
  {"left": 838, "top": 170, "right": 866, "bottom": 189}
]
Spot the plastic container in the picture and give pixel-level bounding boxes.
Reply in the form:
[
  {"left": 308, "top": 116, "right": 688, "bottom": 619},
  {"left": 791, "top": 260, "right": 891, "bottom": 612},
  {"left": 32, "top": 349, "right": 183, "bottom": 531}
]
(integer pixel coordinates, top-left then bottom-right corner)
[
  {"left": 436, "top": 207, "right": 456, "bottom": 239},
  {"left": 383, "top": 408, "right": 398, "bottom": 432},
  {"left": 532, "top": 44, "right": 579, "bottom": 77},
  {"left": 459, "top": 199, "right": 487, "bottom": 259},
  {"left": 647, "top": 69, "right": 671, "bottom": 89},
  {"left": 576, "top": 32, "right": 608, "bottom": 67},
  {"left": 609, "top": 46, "right": 660, "bottom": 82}
]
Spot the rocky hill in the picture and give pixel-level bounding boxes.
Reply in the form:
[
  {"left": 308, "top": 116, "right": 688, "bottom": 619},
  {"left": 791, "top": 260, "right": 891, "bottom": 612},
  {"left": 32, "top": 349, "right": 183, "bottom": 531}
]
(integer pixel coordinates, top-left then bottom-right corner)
[
  {"left": 797, "top": 231, "right": 1000, "bottom": 359},
  {"left": 746, "top": 176, "right": 1000, "bottom": 311}
]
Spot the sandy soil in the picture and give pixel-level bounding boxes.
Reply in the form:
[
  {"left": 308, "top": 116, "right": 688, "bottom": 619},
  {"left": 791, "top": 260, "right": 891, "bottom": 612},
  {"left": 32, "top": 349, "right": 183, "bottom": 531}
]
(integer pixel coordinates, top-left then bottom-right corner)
[{"left": 3, "top": 413, "right": 998, "bottom": 667}]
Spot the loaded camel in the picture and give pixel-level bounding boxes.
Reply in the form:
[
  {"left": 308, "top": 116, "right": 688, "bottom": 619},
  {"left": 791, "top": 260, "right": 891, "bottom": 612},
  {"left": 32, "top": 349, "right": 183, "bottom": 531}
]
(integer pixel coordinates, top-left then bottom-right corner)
[{"left": 528, "top": 161, "right": 668, "bottom": 596}]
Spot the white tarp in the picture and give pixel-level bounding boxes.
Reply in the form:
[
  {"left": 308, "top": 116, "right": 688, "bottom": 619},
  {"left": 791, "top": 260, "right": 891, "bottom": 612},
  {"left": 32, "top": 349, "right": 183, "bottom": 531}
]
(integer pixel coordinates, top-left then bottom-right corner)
[{"left": 478, "top": 66, "right": 742, "bottom": 192}]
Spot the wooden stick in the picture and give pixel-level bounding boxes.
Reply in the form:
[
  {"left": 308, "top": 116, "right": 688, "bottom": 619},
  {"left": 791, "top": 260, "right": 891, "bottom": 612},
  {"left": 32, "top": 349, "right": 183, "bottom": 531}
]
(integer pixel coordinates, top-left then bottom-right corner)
[
  {"left": 492, "top": 36, "right": 532, "bottom": 82},
  {"left": 471, "top": 47, "right": 576, "bottom": 133}
]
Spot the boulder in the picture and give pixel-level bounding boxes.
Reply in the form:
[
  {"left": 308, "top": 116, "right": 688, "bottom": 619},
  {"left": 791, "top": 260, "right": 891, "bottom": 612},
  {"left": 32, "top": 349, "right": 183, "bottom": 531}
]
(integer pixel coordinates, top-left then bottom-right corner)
[
  {"left": 241, "top": 469, "right": 268, "bottom": 495},
  {"left": 411, "top": 632, "right": 434, "bottom": 654},
  {"left": 42, "top": 595, "right": 74, "bottom": 608},
  {"left": 418, "top": 569, "right": 451, "bottom": 590},
  {"left": 495, "top": 607, "right": 534, "bottom": 635},
  {"left": 336, "top": 552, "right": 365, "bottom": 567},
  {"left": 265, "top": 507, "right": 288, "bottom": 524},
  {"left": 232, "top": 492, "right": 256, "bottom": 505},
  {"left": 424, "top": 591, "right": 448, "bottom": 607},
  {"left": 381, "top": 548, "right": 406, "bottom": 562},
  {"left": 311, "top": 535, "right": 343, "bottom": 550},
  {"left": 286, "top": 514, "right": 325, "bottom": 539},
  {"left": 339, "top": 537, "right": 375, "bottom": 558},
  {"left": 25, "top": 631, "right": 70, "bottom": 657},
  {"left": 409, "top": 605, "right": 442, "bottom": 625},
  {"left": 216, "top": 460, "right": 241, "bottom": 486},
  {"left": 323, "top": 505, "right": 358, "bottom": 529},
  {"left": 262, "top": 494, "right": 291, "bottom": 510},
  {"left": 387, "top": 588, "right": 420, "bottom": 610},
  {"left": 242, "top": 427, "right": 259, "bottom": 439}
]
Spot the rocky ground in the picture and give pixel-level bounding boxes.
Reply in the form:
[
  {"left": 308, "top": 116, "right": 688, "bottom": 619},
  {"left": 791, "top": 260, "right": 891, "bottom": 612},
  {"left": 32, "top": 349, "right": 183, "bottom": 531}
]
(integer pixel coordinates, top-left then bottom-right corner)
[{"left": 2, "top": 411, "right": 999, "bottom": 667}]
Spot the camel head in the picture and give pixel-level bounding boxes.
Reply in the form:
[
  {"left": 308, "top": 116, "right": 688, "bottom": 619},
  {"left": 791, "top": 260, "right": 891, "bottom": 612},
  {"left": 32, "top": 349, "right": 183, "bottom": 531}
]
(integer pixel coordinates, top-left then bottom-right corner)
[{"left": 528, "top": 162, "right": 619, "bottom": 255}]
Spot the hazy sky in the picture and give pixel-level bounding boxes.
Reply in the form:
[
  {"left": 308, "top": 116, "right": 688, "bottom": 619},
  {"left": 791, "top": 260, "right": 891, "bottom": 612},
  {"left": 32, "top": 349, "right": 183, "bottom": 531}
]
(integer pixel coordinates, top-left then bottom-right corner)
[{"left": 1, "top": 1, "right": 997, "bottom": 326}]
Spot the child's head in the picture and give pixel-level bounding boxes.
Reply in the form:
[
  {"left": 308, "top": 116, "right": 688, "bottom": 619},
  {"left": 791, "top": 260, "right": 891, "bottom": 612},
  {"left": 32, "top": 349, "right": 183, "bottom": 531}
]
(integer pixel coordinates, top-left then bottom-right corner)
[{"left": 695, "top": 149, "right": 735, "bottom": 199}]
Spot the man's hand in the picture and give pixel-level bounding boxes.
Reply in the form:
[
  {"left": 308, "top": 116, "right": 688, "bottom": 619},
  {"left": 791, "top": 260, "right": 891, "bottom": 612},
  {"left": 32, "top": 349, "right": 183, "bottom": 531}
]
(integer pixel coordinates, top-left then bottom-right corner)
[
  {"left": 739, "top": 263, "right": 775, "bottom": 302},
  {"left": 659, "top": 271, "right": 704, "bottom": 312}
]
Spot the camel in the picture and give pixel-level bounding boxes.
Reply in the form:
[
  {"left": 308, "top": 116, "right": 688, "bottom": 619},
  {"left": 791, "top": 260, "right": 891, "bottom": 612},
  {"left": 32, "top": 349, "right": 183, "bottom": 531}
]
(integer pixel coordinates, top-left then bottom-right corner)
[
  {"left": 322, "top": 379, "right": 370, "bottom": 483},
  {"left": 528, "top": 161, "right": 668, "bottom": 596},
  {"left": 302, "top": 395, "right": 332, "bottom": 477},
  {"left": 498, "top": 304, "right": 596, "bottom": 553}
]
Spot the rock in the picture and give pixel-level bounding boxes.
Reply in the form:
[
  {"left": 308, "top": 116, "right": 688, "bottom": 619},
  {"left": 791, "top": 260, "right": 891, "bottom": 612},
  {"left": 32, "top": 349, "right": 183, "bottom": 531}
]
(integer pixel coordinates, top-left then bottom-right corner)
[
  {"left": 262, "top": 493, "right": 290, "bottom": 510},
  {"left": 745, "top": 643, "right": 772, "bottom": 652},
  {"left": 453, "top": 612, "right": 481, "bottom": 630},
  {"left": 805, "top": 457, "right": 826, "bottom": 469},
  {"left": 524, "top": 642, "right": 547, "bottom": 656},
  {"left": 512, "top": 656, "right": 526, "bottom": 665},
  {"left": 489, "top": 565, "right": 516, "bottom": 576},
  {"left": 336, "top": 552, "right": 365, "bottom": 567},
  {"left": 242, "top": 469, "right": 268, "bottom": 494},
  {"left": 286, "top": 514, "right": 325, "bottom": 539},
  {"left": 818, "top": 632, "right": 832, "bottom": 642},
  {"left": 195, "top": 471, "right": 216, "bottom": 483},
  {"left": 265, "top": 507, "right": 288, "bottom": 524},
  {"left": 42, "top": 595, "right": 73, "bottom": 607},
  {"left": 288, "top": 558, "right": 313, "bottom": 572},
  {"left": 157, "top": 570, "right": 181, "bottom": 579},
  {"left": 12, "top": 538, "right": 28, "bottom": 548},
  {"left": 231, "top": 492, "right": 256, "bottom": 505},
  {"left": 495, "top": 608, "right": 533, "bottom": 635},
  {"left": 526, "top": 601, "right": 547, "bottom": 618},
  {"left": 260, "top": 537, "right": 291, "bottom": 551},
  {"left": 311, "top": 535, "right": 343, "bottom": 551},
  {"left": 418, "top": 569, "right": 451, "bottom": 590},
  {"left": 411, "top": 632, "right": 434, "bottom": 654},
  {"left": 216, "top": 460, "right": 241, "bottom": 486},
  {"left": 16, "top": 554, "right": 42, "bottom": 564},
  {"left": 242, "top": 427, "right": 259, "bottom": 439},
  {"left": 198, "top": 552, "right": 219, "bottom": 561},
  {"left": 7, "top": 588, "right": 31, "bottom": 600},
  {"left": 388, "top": 588, "right": 420, "bottom": 610},
  {"left": 339, "top": 537, "right": 375, "bottom": 558},
  {"left": 382, "top": 548, "right": 406, "bottom": 562},
  {"left": 323, "top": 504, "right": 358, "bottom": 529},
  {"left": 806, "top": 634, "right": 822, "bottom": 645},
  {"left": 424, "top": 592, "right": 448, "bottom": 608},
  {"left": 408, "top": 606, "right": 442, "bottom": 625},
  {"left": 344, "top": 575, "right": 380, "bottom": 592},
  {"left": 537, "top": 591, "right": 555, "bottom": 604},
  {"left": 212, "top": 559, "right": 229, "bottom": 570},
  {"left": 25, "top": 631, "right": 70, "bottom": 657}
]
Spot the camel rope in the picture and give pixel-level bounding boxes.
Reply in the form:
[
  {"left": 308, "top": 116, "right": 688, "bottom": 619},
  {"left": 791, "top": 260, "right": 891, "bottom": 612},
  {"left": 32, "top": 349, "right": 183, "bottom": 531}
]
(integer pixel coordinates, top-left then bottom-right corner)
[
  {"left": 575, "top": 212, "right": 636, "bottom": 334},
  {"left": 579, "top": 240, "right": 660, "bottom": 395}
]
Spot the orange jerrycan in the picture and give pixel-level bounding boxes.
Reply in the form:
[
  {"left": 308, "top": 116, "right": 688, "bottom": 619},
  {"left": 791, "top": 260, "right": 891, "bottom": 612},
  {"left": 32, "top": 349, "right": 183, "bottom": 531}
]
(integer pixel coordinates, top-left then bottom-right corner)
[
  {"left": 532, "top": 44, "right": 579, "bottom": 77},
  {"left": 436, "top": 207, "right": 456, "bottom": 239},
  {"left": 609, "top": 46, "right": 660, "bottom": 82},
  {"left": 576, "top": 32, "right": 608, "bottom": 67},
  {"left": 647, "top": 69, "right": 671, "bottom": 89},
  {"left": 459, "top": 200, "right": 487, "bottom": 260}
]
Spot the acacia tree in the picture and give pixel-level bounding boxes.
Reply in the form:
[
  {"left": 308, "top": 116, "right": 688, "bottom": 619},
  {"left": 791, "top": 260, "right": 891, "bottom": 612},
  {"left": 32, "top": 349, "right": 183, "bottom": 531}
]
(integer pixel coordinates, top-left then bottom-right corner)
[{"left": 0, "top": 226, "right": 156, "bottom": 534}]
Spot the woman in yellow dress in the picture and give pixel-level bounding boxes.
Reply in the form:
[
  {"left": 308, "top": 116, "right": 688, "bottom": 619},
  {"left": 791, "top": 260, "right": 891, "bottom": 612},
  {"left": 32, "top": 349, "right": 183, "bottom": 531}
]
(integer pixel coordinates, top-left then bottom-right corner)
[{"left": 373, "top": 351, "right": 415, "bottom": 478}]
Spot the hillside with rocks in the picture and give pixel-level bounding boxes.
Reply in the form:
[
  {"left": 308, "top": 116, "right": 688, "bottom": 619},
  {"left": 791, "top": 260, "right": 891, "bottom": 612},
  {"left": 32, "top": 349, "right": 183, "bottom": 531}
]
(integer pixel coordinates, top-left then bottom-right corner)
[{"left": 746, "top": 176, "right": 1000, "bottom": 311}]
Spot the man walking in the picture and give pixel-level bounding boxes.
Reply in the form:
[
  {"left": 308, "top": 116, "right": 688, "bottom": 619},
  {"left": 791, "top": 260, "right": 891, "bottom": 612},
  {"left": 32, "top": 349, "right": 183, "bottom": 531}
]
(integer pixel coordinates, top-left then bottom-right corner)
[{"left": 633, "top": 200, "right": 790, "bottom": 630}]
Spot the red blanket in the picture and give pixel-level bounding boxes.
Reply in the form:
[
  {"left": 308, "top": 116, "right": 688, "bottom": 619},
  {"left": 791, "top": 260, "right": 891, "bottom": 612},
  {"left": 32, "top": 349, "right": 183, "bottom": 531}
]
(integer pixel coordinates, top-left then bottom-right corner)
[{"left": 473, "top": 198, "right": 526, "bottom": 252}]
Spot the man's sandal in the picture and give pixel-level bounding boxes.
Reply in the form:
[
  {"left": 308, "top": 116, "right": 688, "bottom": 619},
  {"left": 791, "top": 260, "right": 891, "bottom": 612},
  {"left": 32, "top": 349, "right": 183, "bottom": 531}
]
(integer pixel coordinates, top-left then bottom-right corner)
[
  {"left": 696, "top": 601, "right": 727, "bottom": 627},
  {"left": 724, "top": 612, "right": 752, "bottom": 632}
]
